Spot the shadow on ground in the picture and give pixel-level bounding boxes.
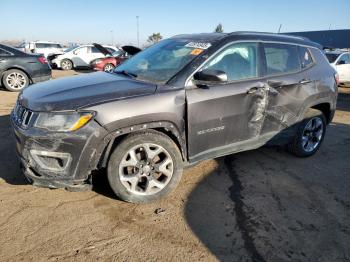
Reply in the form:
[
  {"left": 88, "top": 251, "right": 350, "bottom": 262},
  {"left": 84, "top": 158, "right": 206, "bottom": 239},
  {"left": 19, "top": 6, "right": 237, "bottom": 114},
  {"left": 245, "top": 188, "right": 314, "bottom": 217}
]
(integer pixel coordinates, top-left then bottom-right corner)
[
  {"left": 0, "top": 114, "right": 28, "bottom": 185},
  {"left": 184, "top": 122, "right": 350, "bottom": 262}
]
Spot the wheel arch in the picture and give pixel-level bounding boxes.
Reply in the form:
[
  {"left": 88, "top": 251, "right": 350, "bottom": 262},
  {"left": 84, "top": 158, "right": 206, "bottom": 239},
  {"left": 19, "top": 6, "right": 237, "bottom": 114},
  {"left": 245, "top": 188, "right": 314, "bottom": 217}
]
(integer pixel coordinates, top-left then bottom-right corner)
[
  {"left": 95, "top": 121, "right": 187, "bottom": 170},
  {"left": 310, "top": 102, "right": 332, "bottom": 124}
]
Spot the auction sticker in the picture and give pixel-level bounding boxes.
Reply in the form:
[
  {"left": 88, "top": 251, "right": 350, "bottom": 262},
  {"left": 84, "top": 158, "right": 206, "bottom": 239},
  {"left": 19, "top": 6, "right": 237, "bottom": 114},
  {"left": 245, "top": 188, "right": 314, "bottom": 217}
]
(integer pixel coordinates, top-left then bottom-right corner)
[
  {"left": 191, "top": 48, "right": 204, "bottom": 55},
  {"left": 185, "top": 42, "right": 212, "bottom": 49}
]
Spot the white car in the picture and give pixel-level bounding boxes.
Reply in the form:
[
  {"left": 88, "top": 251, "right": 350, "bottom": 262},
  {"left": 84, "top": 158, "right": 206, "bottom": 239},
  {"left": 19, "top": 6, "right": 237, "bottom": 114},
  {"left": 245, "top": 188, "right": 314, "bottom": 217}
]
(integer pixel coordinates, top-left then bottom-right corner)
[
  {"left": 51, "top": 44, "right": 119, "bottom": 70},
  {"left": 325, "top": 51, "right": 350, "bottom": 84},
  {"left": 18, "top": 41, "right": 64, "bottom": 58}
]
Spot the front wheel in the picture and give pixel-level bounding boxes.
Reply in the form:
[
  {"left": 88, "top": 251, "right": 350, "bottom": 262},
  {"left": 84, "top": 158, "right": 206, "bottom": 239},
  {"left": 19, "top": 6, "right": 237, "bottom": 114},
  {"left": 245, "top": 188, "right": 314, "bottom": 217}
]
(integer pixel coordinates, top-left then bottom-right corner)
[
  {"left": 107, "top": 131, "right": 183, "bottom": 203},
  {"left": 60, "top": 59, "right": 73, "bottom": 70},
  {"left": 289, "top": 109, "right": 326, "bottom": 157}
]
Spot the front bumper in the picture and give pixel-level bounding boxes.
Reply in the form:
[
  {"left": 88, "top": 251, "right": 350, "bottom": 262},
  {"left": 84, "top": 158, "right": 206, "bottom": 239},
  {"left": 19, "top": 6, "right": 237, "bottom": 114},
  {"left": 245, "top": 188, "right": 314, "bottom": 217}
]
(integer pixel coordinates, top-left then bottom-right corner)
[{"left": 11, "top": 113, "right": 108, "bottom": 190}]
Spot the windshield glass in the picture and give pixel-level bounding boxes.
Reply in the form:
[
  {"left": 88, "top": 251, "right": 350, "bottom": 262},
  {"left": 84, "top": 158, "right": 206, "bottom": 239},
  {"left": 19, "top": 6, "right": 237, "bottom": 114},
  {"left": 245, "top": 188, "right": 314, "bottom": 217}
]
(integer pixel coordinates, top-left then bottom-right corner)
[
  {"left": 114, "top": 39, "right": 211, "bottom": 84},
  {"left": 65, "top": 46, "right": 79, "bottom": 53},
  {"left": 326, "top": 53, "right": 340, "bottom": 63}
]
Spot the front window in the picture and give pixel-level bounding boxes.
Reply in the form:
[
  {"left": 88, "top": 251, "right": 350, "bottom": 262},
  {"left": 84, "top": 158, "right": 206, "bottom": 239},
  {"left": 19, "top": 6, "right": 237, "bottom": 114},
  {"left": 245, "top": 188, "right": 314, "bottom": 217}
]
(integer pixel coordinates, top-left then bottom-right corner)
[
  {"left": 202, "top": 42, "right": 258, "bottom": 81},
  {"left": 115, "top": 39, "right": 211, "bottom": 84}
]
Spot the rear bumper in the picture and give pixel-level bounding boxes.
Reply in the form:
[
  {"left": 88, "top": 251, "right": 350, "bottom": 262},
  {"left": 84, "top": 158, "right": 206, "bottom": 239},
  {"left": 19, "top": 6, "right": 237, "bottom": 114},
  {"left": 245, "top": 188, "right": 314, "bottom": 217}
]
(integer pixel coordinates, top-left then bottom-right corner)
[{"left": 32, "top": 74, "right": 51, "bottom": 84}]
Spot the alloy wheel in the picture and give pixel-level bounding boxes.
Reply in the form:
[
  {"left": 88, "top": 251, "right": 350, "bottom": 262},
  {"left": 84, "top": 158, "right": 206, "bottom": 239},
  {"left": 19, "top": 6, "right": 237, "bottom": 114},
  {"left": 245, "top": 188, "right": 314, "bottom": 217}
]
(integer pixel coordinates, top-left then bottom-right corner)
[
  {"left": 6, "top": 72, "right": 27, "bottom": 90},
  {"left": 118, "top": 143, "right": 174, "bottom": 195},
  {"left": 301, "top": 117, "right": 324, "bottom": 152}
]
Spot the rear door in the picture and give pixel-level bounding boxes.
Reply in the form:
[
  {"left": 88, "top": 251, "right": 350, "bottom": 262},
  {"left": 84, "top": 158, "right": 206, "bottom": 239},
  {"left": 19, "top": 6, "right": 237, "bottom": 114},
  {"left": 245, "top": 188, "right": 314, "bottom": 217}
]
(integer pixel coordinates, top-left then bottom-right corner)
[
  {"left": 186, "top": 42, "right": 269, "bottom": 161},
  {"left": 71, "top": 46, "right": 90, "bottom": 66},
  {"left": 336, "top": 53, "right": 350, "bottom": 82},
  {"left": 259, "top": 43, "right": 315, "bottom": 137}
]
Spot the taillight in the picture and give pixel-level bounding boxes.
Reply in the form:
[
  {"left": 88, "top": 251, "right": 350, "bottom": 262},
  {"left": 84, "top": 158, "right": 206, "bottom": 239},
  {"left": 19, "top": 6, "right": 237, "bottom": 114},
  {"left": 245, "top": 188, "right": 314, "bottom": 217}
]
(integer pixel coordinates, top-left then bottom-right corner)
[
  {"left": 335, "top": 73, "right": 339, "bottom": 85},
  {"left": 37, "top": 56, "right": 48, "bottom": 64}
]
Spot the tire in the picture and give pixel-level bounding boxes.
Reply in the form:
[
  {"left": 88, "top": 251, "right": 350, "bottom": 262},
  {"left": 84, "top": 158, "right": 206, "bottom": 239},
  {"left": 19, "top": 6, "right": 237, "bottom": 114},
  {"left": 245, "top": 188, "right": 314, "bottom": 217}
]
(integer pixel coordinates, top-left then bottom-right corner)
[
  {"left": 60, "top": 59, "right": 73, "bottom": 70},
  {"left": 107, "top": 130, "right": 183, "bottom": 203},
  {"left": 103, "top": 63, "right": 115, "bottom": 73},
  {"left": 2, "top": 69, "right": 29, "bottom": 92},
  {"left": 288, "top": 109, "right": 326, "bottom": 157}
]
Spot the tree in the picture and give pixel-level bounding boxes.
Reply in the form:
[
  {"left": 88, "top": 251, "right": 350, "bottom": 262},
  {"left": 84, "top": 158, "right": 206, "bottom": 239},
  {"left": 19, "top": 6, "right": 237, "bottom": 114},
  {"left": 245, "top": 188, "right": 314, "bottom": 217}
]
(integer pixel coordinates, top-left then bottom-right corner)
[
  {"left": 214, "top": 23, "right": 224, "bottom": 33},
  {"left": 147, "top": 33, "right": 163, "bottom": 44}
]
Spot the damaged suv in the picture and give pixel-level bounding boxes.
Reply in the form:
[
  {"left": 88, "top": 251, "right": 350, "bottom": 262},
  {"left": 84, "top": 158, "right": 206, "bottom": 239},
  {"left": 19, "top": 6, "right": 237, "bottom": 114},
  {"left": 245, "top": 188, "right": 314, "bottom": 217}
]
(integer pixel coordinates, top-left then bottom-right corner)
[{"left": 12, "top": 32, "right": 337, "bottom": 203}]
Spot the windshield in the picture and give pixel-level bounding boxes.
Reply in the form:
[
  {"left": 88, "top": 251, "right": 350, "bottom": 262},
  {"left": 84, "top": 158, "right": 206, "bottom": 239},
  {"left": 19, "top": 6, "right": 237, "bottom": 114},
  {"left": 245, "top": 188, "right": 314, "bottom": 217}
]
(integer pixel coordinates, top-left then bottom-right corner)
[
  {"left": 326, "top": 53, "right": 340, "bottom": 63},
  {"left": 114, "top": 39, "right": 211, "bottom": 84},
  {"left": 65, "top": 46, "right": 79, "bottom": 53}
]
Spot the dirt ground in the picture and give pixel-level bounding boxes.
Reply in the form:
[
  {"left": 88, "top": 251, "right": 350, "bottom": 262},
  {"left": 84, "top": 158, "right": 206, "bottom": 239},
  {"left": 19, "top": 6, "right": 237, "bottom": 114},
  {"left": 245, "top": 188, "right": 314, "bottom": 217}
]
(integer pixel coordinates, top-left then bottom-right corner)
[{"left": 0, "top": 71, "right": 349, "bottom": 262}]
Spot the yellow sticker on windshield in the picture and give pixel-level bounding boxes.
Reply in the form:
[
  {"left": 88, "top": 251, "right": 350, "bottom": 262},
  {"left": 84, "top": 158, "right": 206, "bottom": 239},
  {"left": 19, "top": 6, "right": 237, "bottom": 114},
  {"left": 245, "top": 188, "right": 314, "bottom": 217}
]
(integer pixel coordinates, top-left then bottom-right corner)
[{"left": 191, "top": 48, "right": 203, "bottom": 55}]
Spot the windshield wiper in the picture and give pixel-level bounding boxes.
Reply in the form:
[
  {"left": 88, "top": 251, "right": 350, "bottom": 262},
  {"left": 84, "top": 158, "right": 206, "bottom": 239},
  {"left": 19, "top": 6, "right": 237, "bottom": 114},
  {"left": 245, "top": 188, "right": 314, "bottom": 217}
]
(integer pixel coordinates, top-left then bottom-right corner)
[{"left": 114, "top": 70, "right": 137, "bottom": 78}]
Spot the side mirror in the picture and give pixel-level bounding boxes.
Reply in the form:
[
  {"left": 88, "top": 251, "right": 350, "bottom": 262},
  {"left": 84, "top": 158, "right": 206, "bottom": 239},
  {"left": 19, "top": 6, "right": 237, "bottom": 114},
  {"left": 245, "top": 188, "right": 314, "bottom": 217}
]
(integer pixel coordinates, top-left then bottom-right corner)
[
  {"left": 73, "top": 51, "right": 77, "bottom": 55},
  {"left": 337, "top": 60, "right": 346, "bottom": 65},
  {"left": 194, "top": 69, "right": 228, "bottom": 85}
]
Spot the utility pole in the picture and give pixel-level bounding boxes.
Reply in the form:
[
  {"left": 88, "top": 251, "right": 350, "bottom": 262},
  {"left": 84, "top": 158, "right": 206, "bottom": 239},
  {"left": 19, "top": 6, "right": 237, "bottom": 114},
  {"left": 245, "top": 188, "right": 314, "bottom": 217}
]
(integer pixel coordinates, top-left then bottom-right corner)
[
  {"left": 110, "top": 30, "right": 114, "bottom": 46},
  {"left": 136, "top": 16, "right": 140, "bottom": 47},
  {"left": 277, "top": 24, "right": 282, "bottom": 34}
]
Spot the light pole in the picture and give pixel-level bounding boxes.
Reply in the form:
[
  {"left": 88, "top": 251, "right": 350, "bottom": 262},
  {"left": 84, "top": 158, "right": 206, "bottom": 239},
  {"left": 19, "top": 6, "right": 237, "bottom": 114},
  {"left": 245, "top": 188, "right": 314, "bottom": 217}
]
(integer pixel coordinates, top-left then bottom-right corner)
[
  {"left": 136, "top": 16, "right": 140, "bottom": 47},
  {"left": 110, "top": 30, "right": 114, "bottom": 46}
]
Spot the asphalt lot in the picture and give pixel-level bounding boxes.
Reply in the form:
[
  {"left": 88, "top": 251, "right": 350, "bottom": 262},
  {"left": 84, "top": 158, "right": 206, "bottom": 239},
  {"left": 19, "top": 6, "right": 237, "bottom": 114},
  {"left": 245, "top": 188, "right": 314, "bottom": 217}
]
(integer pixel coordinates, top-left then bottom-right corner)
[{"left": 0, "top": 70, "right": 349, "bottom": 261}]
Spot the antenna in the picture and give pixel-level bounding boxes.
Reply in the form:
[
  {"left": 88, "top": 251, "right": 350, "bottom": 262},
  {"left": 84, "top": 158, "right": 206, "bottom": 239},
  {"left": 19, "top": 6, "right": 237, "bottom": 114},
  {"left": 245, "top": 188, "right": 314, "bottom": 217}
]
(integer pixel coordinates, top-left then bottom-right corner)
[{"left": 277, "top": 24, "right": 282, "bottom": 34}]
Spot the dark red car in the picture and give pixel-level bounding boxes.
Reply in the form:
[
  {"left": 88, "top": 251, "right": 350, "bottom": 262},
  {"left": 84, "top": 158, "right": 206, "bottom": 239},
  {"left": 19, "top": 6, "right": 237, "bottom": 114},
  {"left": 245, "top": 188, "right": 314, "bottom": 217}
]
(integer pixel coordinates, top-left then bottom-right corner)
[{"left": 90, "top": 44, "right": 141, "bottom": 72}]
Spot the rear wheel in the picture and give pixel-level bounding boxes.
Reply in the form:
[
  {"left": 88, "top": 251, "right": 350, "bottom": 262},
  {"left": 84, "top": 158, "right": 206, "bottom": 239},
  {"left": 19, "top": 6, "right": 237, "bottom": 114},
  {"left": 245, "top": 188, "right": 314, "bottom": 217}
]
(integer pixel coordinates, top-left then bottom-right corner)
[
  {"left": 103, "top": 63, "right": 115, "bottom": 73},
  {"left": 289, "top": 109, "right": 326, "bottom": 157},
  {"left": 2, "top": 69, "right": 29, "bottom": 92},
  {"left": 107, "top": 130, "right": 183, "bottom": 203},
  {"left": 61, "top": 59, "right": 73, "bottom": 70}
]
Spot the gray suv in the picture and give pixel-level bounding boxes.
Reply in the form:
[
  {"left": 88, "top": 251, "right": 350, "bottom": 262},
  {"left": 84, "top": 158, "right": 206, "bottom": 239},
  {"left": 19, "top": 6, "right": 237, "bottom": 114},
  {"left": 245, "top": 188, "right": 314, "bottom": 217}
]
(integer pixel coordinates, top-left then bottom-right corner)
[{"left": 11, "top": 32, "right": 338, "bottom": 203}]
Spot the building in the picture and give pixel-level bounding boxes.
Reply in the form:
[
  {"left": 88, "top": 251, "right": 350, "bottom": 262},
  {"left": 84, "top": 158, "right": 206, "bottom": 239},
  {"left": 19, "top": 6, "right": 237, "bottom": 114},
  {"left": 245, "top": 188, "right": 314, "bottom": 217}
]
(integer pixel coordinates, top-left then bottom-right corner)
[{"left": 285, "top": 29, "right": 350, "bottom": 49}]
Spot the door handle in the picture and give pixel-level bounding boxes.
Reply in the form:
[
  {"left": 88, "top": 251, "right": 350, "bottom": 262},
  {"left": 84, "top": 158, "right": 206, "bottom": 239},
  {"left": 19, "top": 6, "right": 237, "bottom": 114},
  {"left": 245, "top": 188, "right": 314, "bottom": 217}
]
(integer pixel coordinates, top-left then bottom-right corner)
[{"left": 299, "top": 79, "right": 312, "bottom": 84}]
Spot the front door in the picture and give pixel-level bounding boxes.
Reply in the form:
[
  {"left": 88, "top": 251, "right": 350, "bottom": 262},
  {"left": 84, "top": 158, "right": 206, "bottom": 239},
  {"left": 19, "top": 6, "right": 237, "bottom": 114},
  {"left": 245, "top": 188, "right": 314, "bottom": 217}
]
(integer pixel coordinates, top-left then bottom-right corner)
[{"left": 186, "top": 42, "right": 268, "bottom": 162}]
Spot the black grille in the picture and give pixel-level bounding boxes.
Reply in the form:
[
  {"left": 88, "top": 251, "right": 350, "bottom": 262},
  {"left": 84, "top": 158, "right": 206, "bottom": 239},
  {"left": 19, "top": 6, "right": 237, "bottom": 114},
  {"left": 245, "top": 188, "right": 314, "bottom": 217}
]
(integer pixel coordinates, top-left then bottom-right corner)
[{"left": 13, "top": 103, "right": 33, "bottom": 127}]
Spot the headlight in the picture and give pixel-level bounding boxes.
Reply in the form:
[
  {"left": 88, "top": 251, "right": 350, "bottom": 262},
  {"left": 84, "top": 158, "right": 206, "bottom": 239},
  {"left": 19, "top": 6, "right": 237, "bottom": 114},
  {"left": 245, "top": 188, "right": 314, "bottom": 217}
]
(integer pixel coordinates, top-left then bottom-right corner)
[{"left": 34, "top": 112, "right": 94, "bottom": 132}]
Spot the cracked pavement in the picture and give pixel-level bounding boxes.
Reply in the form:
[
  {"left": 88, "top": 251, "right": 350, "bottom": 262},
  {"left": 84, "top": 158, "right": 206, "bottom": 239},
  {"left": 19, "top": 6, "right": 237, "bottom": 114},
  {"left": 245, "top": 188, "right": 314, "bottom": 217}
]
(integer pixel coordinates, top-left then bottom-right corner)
[{"left": 0, "top": 71, "right": 349, "bottom": 261}]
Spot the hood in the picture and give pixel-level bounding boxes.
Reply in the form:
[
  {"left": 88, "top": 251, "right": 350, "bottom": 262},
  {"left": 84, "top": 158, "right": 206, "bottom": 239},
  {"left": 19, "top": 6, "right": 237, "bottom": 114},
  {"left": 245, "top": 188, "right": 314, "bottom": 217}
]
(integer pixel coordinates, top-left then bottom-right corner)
[
  {"left": 93, "top": 43, "right": 112, "bottom": 56},
  {"left": 20, "top": 72, "right": 157, "bottom": 111},
  {"left": 122, "top": 45, "right": 141, "bottom": 55}
]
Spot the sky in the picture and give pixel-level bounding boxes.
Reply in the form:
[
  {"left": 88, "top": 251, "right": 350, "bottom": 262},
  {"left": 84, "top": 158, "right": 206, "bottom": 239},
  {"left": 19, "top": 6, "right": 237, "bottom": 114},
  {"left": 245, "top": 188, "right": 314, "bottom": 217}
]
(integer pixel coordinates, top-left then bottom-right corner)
[{"left": 1, "top": 0, "right": 350, "bottom": 46}]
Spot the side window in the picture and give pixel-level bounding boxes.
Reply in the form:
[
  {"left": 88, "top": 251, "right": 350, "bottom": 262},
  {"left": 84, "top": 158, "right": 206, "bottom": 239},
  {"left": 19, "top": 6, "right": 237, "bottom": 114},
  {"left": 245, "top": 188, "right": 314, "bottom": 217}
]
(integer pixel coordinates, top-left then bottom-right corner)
[
  {"left": 298, "top": 46, "right": 314, "bottom": 68},
  {"left": 0, "top": 48, "right": 11, "bottom": 56},
  {"left": 75, "top": 47, "right": 88, "bottom": 55},
  {"left": 91, "top": 47, "right": 101, "bottom": 53},
  {"left": 264, "top": 43, "right": 301, "bottom": 75},
  {"left": 338, "top": 54, "right": 350, "bottom": 64},
  {"left": 106, "top": 47, "right": 115, "bottom": 53},
  {"left": 203, "top": 42, "right": 258, "bottom": 81}
]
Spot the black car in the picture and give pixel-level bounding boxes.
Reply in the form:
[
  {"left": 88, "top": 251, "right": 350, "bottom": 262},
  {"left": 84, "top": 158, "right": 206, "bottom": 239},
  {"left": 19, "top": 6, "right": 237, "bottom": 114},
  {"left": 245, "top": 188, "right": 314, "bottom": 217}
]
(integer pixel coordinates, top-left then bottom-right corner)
[
  {"left": 11, "top": 32, "right": 337, "bottom": 203},
  {"left": 0, "top": 44, "right": 51, "bottom": 92}
]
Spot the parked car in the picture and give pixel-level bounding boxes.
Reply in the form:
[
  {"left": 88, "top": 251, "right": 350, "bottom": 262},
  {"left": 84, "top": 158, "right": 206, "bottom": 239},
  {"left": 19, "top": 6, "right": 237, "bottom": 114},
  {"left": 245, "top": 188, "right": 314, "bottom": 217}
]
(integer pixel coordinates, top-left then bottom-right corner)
[
  {"left": 17, "top": 41, "right": 64, "bottom": 58},
  {"left": 325, "top": 51, "right": 350, "bottom": 84},
  {"left": 51, "top": 44, "right": 119, "bottom": 70},
  {"left": 11, "top": 32, "right": 337, "bottom": 203},
  {"left": 90, "top": 45, "right": 141, "bottom": 72},
  {"left": 0, "top": 44, "right": 51, "bottom": 92}
]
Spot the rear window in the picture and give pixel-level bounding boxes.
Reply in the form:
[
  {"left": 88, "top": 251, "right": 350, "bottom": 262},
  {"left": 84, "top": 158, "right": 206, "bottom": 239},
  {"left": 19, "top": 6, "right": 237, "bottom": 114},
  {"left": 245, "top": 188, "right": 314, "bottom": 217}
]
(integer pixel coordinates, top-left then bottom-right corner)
[
  {"left": 298, "top": 46, "right": 314, "bottom": 68},
  {"left": 325, "top": 53, "right": 340, "bottom": 63},
  {"left": 264, "top": 43, "right": 301, "bottom": 75}
]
